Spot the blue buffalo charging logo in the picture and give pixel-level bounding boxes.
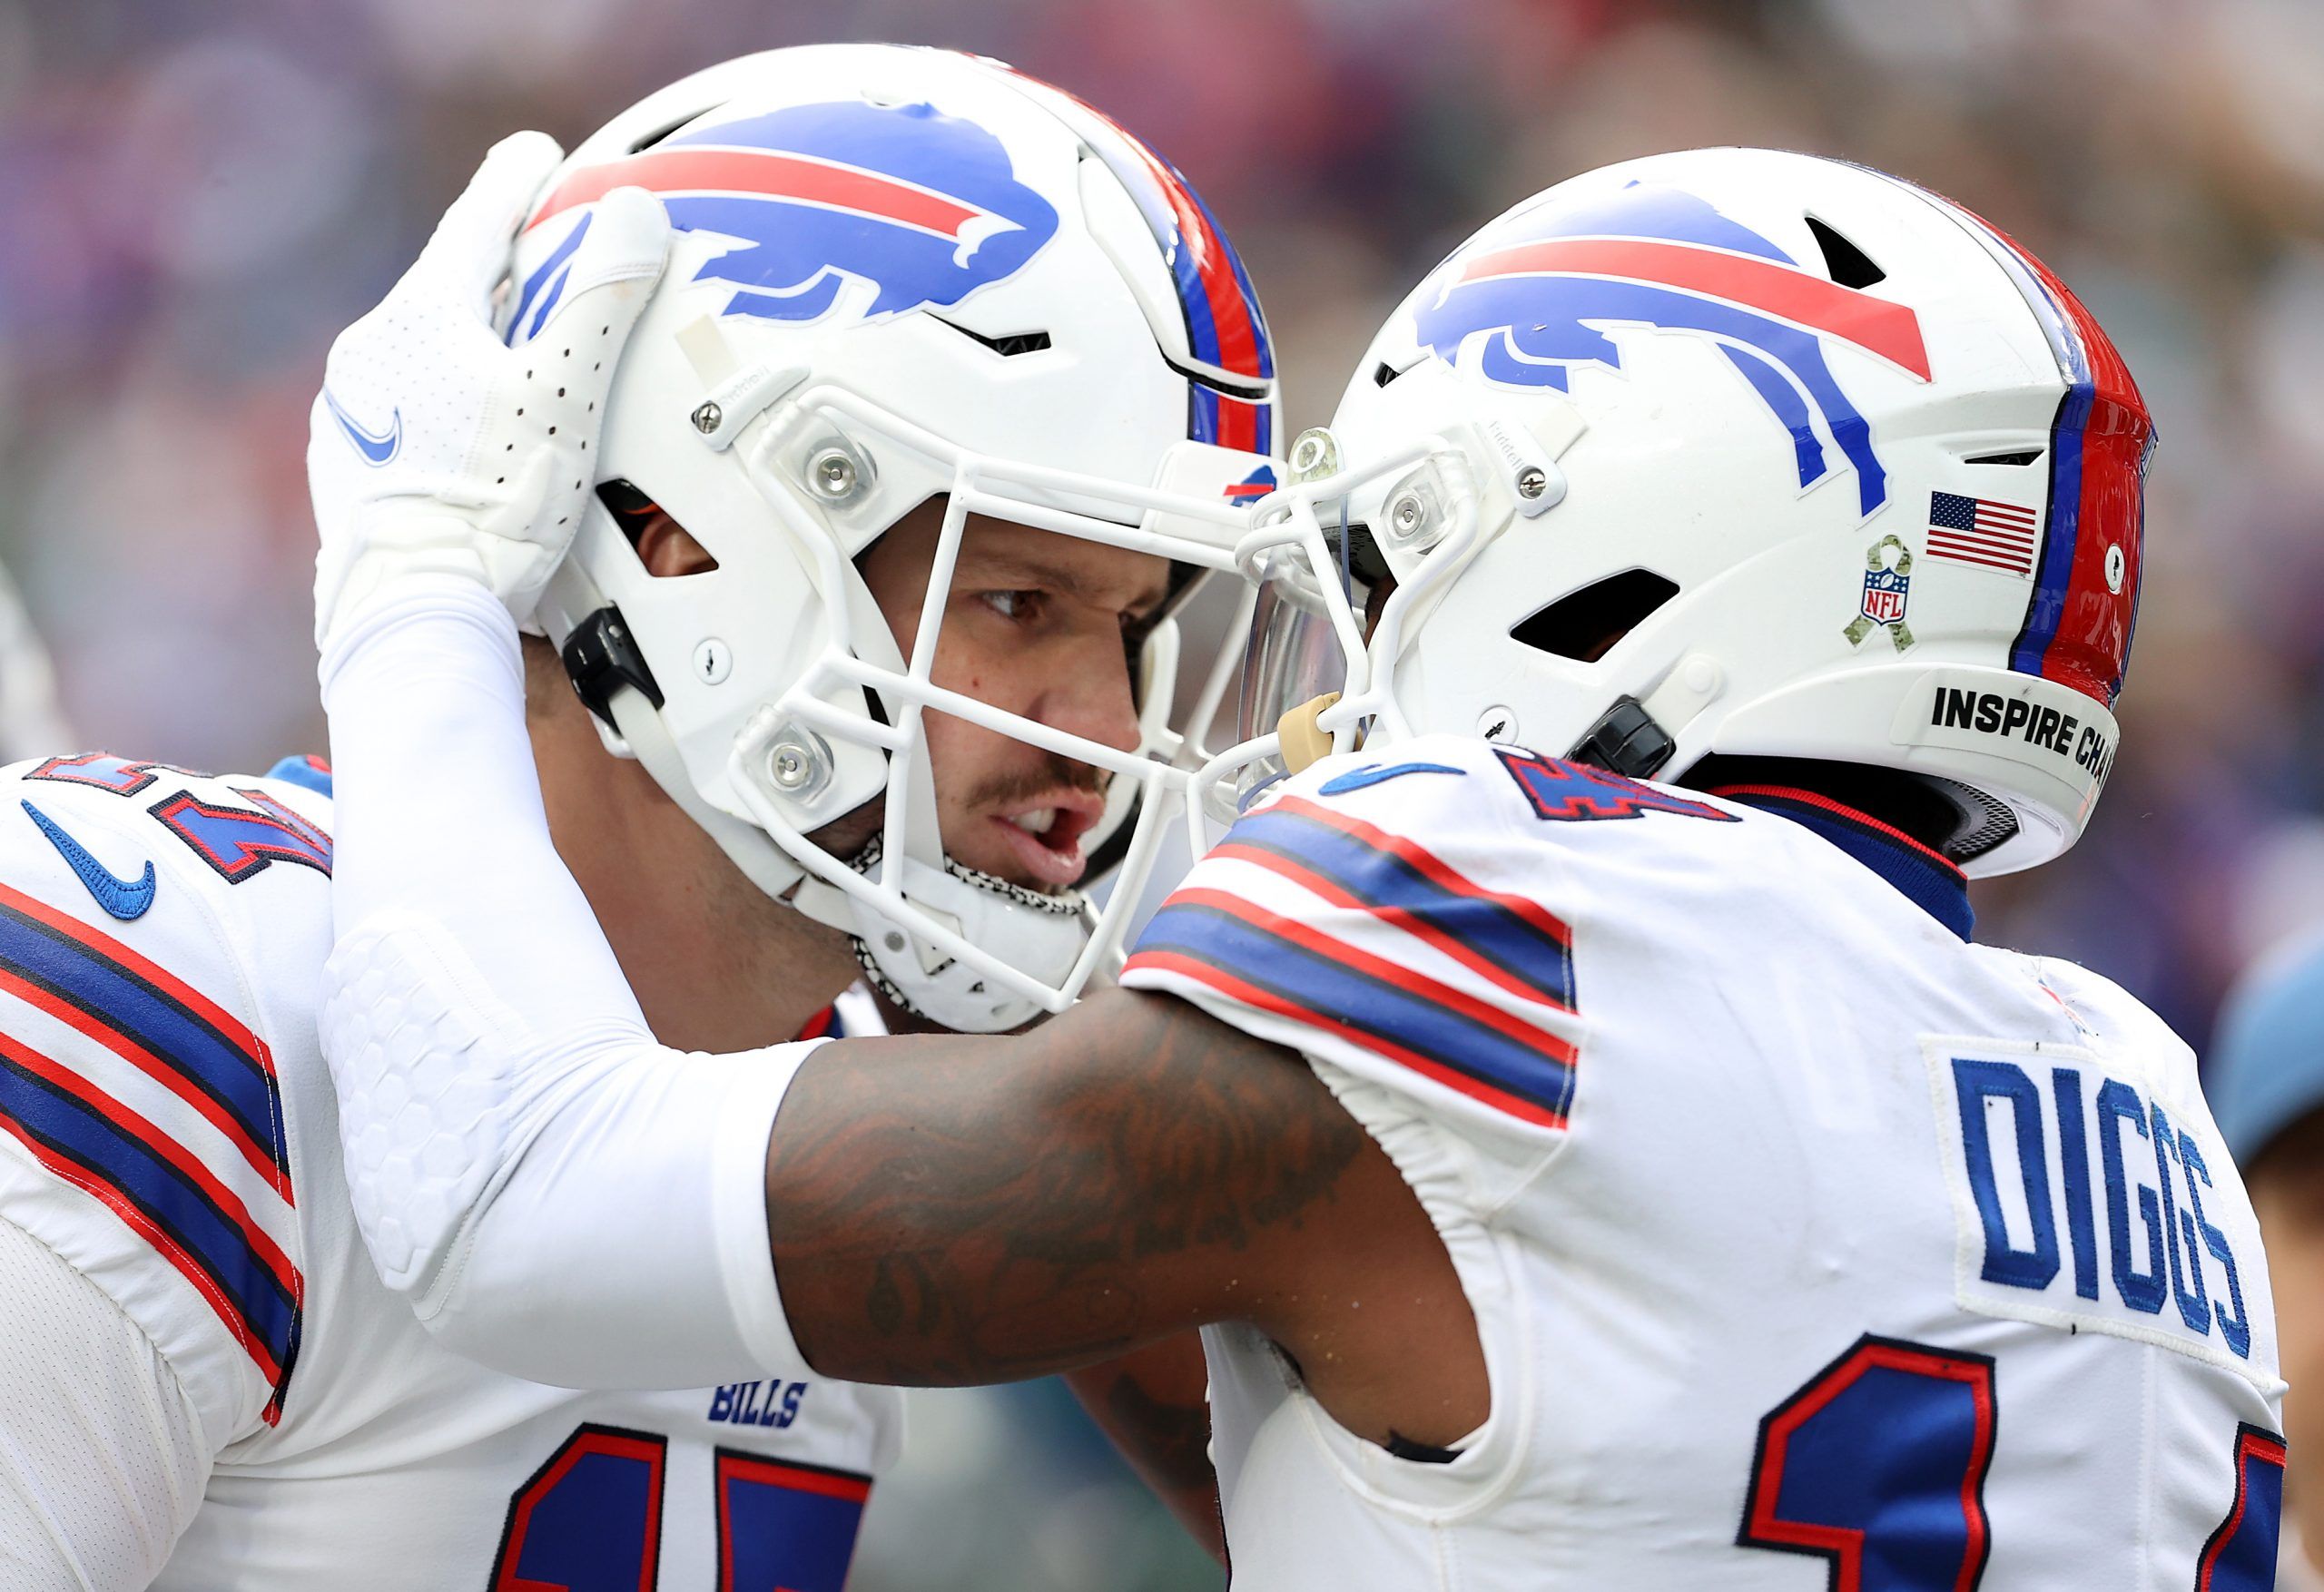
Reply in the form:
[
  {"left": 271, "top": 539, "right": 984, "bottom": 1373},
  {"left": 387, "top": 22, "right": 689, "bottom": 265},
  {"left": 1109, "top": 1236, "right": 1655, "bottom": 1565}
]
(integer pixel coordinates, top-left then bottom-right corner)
[
  {"left": 512, "top": 100, "right": 1059, "bottom": 340},
  {"left": 1223, "top": 463, "right": 1277, "bottom": 501},
  {"left": 1412, "top": 182, "right": 1931, "bottom": 516}
]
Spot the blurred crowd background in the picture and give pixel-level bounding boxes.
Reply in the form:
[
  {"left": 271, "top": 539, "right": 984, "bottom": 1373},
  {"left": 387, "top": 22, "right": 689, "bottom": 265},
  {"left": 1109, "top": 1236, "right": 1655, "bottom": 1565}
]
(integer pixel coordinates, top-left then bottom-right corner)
[{"left": 6, "top": 0, "right": 2323, "bottom": 1586}]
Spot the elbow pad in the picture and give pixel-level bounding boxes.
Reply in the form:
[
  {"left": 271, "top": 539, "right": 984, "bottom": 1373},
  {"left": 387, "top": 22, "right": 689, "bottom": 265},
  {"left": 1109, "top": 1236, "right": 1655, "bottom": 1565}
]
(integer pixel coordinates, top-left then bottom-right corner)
[{"left": 322, "top": 913, "right": 819, "bottom": 1389}]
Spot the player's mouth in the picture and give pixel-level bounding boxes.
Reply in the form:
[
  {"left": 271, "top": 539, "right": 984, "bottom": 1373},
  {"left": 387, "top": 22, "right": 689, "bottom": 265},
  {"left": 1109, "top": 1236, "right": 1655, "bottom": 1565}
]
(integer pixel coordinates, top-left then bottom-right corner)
[{"left": 987, "top": 791, "right": 1106, "bottom": 890}]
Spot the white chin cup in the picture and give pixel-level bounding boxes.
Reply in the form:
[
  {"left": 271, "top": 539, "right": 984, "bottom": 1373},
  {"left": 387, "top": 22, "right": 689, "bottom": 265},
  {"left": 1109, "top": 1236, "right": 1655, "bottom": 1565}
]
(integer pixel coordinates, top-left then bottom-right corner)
[{"left": 844, "top": 850, "right": 1088, "bottom": 1032}]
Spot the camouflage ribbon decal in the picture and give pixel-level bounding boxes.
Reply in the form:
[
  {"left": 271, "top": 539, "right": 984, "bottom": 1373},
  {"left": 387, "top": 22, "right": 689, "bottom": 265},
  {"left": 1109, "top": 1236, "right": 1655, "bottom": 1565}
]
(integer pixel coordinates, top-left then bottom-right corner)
[{"left": 1843, "top": 534, "right": 1915, "bottom": 652}]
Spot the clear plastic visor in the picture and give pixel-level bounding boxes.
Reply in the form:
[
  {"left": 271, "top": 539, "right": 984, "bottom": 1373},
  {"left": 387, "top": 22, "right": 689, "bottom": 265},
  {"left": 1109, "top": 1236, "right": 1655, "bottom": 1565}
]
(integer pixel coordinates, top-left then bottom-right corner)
[{"left": 1236, "top": 542, "right": 1365, "bottom": 745}]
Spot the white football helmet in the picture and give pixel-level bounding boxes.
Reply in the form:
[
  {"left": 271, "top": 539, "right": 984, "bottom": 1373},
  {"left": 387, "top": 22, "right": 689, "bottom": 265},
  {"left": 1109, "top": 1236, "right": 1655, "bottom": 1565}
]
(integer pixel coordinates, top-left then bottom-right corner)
[
  {"left": 1222, "top": 146, "right": 2149, "bottom": 875},
  {"left": 507, "top": 45, "right": 1279, "bottom": 1029}
]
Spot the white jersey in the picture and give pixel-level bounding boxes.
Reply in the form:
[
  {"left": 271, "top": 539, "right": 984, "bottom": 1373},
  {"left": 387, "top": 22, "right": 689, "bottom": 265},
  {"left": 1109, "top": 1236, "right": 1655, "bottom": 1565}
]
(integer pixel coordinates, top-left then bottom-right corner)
[
  {"left": 1121, "top": 732, "right": 2285, "bottom": 1589},
  {"left": 0, "top": 755, "right": 900, "bottom": 1589}
]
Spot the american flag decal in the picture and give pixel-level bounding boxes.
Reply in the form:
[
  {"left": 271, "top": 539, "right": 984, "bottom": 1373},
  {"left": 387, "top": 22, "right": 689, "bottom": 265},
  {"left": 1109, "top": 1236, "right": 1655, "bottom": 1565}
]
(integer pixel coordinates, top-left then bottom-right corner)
[{"left": 1926, "top": 490, "right": 2041, "bottom": 576}]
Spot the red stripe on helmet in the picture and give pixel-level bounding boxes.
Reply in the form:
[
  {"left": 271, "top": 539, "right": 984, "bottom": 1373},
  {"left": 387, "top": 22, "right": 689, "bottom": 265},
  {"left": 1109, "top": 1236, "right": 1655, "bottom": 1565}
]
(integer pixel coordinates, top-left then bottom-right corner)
[
  {"left": 1215, "top": 391, "right": 1258, "bottom": 451},
  {"left": 1462, "top": 238, "right": 1932, "bottom": 379},
  {"left": 1168, "top": 186, "right": 1263, "bottom": 378},
  {"left": 528, "top": 147, "right": 983, "bottom": 241},
  {"left": 994, "top": 65, "right": 1267, "bottom": 382},
  {"left": 1972, "top": 212, "right": 2150, "bottom": 704}
]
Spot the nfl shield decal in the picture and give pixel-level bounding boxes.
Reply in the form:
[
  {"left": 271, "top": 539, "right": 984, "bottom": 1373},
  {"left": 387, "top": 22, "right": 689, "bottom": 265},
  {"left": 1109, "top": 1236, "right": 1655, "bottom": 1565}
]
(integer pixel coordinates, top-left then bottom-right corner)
[{"left": 1845, "top": 534, "right": 1915, "bottom": 651}]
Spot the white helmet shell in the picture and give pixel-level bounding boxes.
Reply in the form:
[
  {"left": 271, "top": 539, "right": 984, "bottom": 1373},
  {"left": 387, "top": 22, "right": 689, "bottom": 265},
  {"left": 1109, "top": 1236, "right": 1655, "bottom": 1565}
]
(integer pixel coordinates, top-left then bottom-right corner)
[
  {"left": 507, "top": 44, "right": 1280, "bottom": 1027},
  {"left": 1234, "top": 147, "right": 2147, "bottom": 876}
]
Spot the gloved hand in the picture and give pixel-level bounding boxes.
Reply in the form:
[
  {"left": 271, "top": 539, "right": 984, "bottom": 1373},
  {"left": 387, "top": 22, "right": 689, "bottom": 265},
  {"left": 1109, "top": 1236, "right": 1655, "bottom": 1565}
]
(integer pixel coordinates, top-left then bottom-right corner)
[{"left": 310, "top": 131, "right": 669, "bottom": 652}]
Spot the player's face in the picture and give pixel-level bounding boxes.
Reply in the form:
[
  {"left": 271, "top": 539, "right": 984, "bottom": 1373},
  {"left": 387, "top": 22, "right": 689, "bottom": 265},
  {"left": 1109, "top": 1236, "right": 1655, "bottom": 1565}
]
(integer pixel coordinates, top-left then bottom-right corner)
[{"left": 858, "top": 499, "right": 1169, "bottom": 892}]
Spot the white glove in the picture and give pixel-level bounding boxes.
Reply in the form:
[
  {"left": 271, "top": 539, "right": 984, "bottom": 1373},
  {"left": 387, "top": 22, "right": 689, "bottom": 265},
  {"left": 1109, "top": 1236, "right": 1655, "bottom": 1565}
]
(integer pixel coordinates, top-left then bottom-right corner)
[{"left": 310, "top": 131, "right": 669, "bottom": 652}]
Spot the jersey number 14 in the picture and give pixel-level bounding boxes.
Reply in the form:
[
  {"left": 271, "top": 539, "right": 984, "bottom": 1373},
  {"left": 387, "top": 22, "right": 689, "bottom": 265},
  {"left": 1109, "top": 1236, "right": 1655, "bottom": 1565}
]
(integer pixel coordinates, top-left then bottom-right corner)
[{"left": 1737, "top": 1333, "right": 2282, "bottom": 1589}]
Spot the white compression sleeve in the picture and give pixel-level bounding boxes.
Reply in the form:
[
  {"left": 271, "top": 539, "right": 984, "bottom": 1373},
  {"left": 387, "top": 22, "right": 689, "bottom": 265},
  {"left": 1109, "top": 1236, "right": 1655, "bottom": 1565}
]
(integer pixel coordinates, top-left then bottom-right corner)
[{"left": 319, "top": 577, "right": 811, "bottom": 1389}]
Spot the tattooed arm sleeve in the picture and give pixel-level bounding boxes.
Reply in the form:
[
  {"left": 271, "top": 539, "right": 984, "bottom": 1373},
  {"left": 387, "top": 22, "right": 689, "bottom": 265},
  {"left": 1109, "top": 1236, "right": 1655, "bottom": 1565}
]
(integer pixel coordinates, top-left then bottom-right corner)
[
  {"left": 1066, "top": 1338, "right": 1226, "bottom": 1564},
  {"left": 764, "top": 990, "right": 1372, "bottom": 1382}
]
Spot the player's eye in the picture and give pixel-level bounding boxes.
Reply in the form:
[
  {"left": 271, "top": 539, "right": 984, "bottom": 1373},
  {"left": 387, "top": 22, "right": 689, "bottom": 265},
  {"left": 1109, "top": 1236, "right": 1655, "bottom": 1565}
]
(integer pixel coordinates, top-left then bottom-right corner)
[{"left": 979, "top": 589, "right": 1041, "bottom": 622}]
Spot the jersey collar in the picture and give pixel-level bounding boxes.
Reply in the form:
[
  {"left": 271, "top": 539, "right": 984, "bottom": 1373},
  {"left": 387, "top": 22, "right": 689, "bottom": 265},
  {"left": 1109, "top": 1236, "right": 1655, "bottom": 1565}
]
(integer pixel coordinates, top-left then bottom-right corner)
[{"left": 1707, "top": 783, "right": 1974, "bottom": 942}]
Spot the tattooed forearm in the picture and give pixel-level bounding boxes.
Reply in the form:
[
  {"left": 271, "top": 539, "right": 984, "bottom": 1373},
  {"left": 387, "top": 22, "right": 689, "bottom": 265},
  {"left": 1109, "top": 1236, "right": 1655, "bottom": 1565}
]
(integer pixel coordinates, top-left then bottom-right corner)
[
  {"left": 1067, "top": 1336, "right": 1226, "bottom": 1563},
  {"left": 765, "top": 988, "right": 1369, "bottom": 1386}
]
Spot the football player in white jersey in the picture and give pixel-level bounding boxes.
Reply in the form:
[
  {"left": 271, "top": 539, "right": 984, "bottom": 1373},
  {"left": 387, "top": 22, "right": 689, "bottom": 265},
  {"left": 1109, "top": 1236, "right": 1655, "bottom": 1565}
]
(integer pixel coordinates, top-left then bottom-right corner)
[
  {"left": 0, "top": 45, "right": 1281, "bottom": 1586},
  {"left": 311, "top": 142, "right": 2288, "bottom": 1586}
]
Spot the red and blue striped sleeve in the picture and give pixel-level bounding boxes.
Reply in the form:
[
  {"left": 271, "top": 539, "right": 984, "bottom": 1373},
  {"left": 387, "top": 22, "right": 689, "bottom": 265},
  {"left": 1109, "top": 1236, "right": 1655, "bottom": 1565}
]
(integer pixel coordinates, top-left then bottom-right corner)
[
  {"left": 0, "top": 869, "right": 303, "bottom": 1430},
  {"left": 1123, "top": 791, "right": 1578, "bottom": 1132}
]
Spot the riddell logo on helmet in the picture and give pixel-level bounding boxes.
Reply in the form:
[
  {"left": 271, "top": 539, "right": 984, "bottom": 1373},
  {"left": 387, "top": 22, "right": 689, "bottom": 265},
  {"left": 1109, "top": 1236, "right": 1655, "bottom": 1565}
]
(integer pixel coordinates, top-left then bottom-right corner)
[
  {"left": 1930, "top": 685, "right": 2114, "bottom": 784},
  {"left": 520, "top": 100, "right": 1060, "bottom": 331}
]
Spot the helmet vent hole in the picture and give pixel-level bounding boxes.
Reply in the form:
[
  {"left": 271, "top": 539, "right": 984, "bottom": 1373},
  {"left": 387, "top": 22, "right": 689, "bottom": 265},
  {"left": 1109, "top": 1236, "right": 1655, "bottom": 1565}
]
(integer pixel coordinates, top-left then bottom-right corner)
[
  {"left": 626, "top": 109, "right": 712, "bottom": 154},
  {"left": 1964, "top": 449, "right": 2044, "bottom": 467},
  {"left": 1374, "top": 358, "right": 1425, "bottom": 388},
  {"left": 1510, "top": 569, "right": 1679, "bottom": 663},
  {"left": 1933, "top": 776, "right": 2021, "bottom": 863},
  {"left": 599, "top": 481, "right": 720, "bottom": 575},
  {"left": 1805, "top": 216, "right": 1886, "bottom": 289},
  {"left": 933, "top": 319, "right": 1053, "bottom": 358}
]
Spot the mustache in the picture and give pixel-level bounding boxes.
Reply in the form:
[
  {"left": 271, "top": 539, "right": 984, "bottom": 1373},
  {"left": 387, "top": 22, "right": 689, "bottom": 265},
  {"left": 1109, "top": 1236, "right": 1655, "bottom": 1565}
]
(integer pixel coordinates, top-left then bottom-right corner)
[{"left": 963, "top": 752, "right": 1111, "bottom": 812}]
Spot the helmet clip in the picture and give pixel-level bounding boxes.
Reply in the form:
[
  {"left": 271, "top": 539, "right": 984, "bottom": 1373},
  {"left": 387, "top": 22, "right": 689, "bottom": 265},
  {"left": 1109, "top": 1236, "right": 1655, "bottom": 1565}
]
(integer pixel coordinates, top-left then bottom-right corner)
[
  {"left": 562, "top": 605, "right": 665, "bottom": 729},
  {"left": 1567, "top": 695, "right": 1676, "bottom": 780}
]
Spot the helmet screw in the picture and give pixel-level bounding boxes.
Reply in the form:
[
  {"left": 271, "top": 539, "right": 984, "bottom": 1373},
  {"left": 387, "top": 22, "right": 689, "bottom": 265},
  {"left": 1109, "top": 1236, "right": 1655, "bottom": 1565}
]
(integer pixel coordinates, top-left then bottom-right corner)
[
  {"left": 808, "top": 447, "right": 862, "bottom": 500},
  {"left": 883, "top": 931, "right": 907, "bottom": 953},
  {"left": 1287, "top": 427, "right": 1340, "bottom": 483},
  {"left": 768, "top": 742, "right": 814, "bottom": 791},
  {"left": 1388, "top": 489, "right": 1426, "bottom": 539},
  {"left": 1515, "top": 466, "right": 1549, "bottom": 500},
  {"left": 1476, "top": 703, "right": 1518, "bottom": 743},
  {"left": 691, "top": 401, "right": 723, "bottom": 435},
  {"left": 2104, "top": 543, "right": 2126, "bottom": 594},
  {"left": 692, "top": 638, "right": 731, "bottom": 685}
]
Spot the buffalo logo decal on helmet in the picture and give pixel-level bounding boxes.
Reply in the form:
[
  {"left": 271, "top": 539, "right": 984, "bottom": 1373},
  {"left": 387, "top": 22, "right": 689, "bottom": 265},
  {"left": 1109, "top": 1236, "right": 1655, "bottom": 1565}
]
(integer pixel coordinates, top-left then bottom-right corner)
[
  {"left": 517, "top": 100, "right": 1059, "bottom": 337},
  {"left": 1223, "top": 463, "right": 1277, "bottom": 501},
  {"left": 1412, "top": 182, "right": 1930, "bottom": 516}
]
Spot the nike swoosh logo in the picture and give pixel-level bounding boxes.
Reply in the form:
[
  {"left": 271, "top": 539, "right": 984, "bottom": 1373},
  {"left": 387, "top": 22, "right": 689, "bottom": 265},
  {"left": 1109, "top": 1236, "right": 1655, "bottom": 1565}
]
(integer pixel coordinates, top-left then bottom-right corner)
[
  {"left": 1316, "top": 761, "right": 1468, "bottom": 795},
  {"left": 323, "top": 388, "right": 401, "bottom": 466},
  {"left": 23, "top": 801, "right": 156, "bottom": 921}
]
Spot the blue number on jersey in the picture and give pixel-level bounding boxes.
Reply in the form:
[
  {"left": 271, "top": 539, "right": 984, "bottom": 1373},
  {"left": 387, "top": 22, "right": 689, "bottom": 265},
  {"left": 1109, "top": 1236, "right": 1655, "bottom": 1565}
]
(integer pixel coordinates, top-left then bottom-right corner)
[
  {"left": 714, "top": 1452, "right": 871, "bottom": 1592},
  {"left": 27, "top": 754, "right": 208, "bottom": 796},
  {"left": 491, "top": 1425, "right": 667, "bottom": 1592},
  {"left": 2198, "top": 1426, "right": 2288, "bottom": 1592},
  {"left": 147, "top": 788, "right": 332, "bottom": 883},
  {"left": 1738, "top": 1334, "right": 1997, "bottom": 1590},
  {"left": 1742, "top": 1341, "right": 2285, "bottom": 1588},
  {"left": 1493, "top": 749, "right": 1737, "bottom": 823},
  {"left": 489, "top": 1422, "right": 872, "bottom": 1588},
  {"left": 24, "top": 755, "right": 332, "bottom": 883}
]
